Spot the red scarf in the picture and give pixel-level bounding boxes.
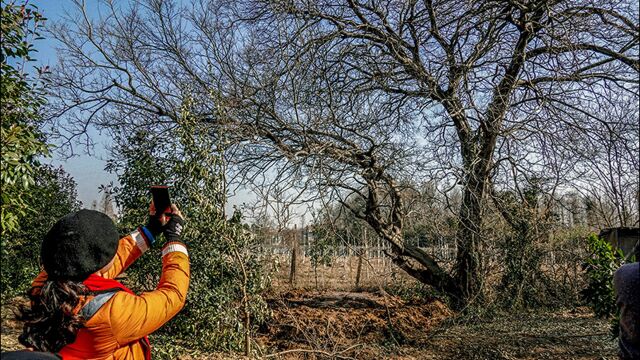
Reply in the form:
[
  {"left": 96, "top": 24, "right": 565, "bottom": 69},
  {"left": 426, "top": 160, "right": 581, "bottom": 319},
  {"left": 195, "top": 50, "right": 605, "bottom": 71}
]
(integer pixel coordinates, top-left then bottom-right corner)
[{"left": 73, "top": 275, "right": 152, "bottom": 360}]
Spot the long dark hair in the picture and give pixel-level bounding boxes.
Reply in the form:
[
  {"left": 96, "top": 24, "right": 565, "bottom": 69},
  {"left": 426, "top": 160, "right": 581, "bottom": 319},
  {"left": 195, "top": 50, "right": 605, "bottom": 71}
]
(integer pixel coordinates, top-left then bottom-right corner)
[{"left": 18, "top": 280, "right": 88, "bottom": 352}]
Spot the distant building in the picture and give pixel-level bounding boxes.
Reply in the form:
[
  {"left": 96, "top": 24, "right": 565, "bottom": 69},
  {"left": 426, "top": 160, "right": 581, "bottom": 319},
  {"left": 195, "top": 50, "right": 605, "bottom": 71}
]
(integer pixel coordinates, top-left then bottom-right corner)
[{"left": 599, "top": 227, "right": 639, "bottom": 257}]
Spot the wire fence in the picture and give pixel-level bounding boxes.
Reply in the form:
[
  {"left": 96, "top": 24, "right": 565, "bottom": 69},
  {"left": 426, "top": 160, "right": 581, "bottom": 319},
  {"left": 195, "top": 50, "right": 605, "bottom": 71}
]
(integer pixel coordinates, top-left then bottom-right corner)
[{"left": 259, "top": 236, "right": 587, "bottom": 296}]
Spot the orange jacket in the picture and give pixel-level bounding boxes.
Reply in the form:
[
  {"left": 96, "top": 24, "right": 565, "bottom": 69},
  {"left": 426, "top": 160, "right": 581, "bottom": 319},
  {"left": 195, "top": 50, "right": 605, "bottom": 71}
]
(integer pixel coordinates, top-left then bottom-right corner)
[{"left": 30, "top": 229, "right": 190, "bottom": 360}]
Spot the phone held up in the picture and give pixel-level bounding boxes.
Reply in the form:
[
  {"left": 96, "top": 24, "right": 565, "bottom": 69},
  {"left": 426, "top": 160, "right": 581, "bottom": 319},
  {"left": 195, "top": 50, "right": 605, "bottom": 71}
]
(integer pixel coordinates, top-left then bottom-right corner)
[{"left": 150, "top": 185, "right": 172, "bottom": 217}]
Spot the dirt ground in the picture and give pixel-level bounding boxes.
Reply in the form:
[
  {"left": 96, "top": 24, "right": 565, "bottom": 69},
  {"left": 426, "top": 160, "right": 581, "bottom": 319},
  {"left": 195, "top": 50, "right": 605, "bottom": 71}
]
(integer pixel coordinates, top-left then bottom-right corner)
[
  {"left": 417, "top": 308, "right": 618, "bottom": 360},
  {"left": 1, "top": 291, "right": 617, "bottom": 360},
  {"left": 253, "top": 291, "right": 617, "bottom": 359}
]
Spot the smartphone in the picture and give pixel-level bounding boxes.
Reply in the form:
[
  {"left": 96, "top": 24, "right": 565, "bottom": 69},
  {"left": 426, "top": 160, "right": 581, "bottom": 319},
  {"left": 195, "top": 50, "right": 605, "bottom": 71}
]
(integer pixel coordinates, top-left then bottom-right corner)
[{"left": 150, "top": 185, "right": 171, "bottom": 216}]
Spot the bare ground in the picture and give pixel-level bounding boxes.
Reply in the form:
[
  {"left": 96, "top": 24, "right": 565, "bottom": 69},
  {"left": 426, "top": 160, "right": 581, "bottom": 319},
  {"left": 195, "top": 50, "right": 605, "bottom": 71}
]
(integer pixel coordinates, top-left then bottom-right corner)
[
  {"left": 253, "top": 291, "right": 617, "bottom": 360},
  {"left": 416, "top": 308, "right": 617, "bottom": 360},
  {"left": 2, "top": 292, "right": 617, "bottom": 359}
]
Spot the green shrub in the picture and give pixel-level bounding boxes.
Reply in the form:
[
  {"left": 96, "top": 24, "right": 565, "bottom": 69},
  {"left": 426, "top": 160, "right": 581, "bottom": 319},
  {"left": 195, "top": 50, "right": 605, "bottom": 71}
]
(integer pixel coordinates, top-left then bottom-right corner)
[
  {"left": 581, "top": 233, "right": 623, "bottom": 319},
  {"left": 1, "top": 2, "right": 50, "bottom": 235},
  {"left": 1, "top": 166, "right": 81, "bottom": 301},
  {"left": 126, "top": 217, "right": 270, "bottom": 356},
  {"left": 108, "top": 111, "right": 270, "bottom": 356}
]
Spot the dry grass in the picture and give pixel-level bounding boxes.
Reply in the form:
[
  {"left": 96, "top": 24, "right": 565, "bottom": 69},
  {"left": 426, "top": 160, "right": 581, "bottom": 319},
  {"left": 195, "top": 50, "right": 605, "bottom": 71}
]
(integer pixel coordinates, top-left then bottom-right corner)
[
  {"left": 1, "top": 298, "right": 25, "bottom": 351},
  {"left": 256, "top": 289, "right": 452, "bottom": 358},
  {"left": 268, "top": 254, "right": 418, "bottom": 291}
]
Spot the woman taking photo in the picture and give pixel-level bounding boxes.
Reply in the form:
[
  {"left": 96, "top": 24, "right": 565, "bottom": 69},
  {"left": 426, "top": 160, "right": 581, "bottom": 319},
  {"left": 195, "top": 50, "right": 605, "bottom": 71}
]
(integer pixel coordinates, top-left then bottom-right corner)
[{"left": 3, "top": 204, "right": 189, "bottom": 359}]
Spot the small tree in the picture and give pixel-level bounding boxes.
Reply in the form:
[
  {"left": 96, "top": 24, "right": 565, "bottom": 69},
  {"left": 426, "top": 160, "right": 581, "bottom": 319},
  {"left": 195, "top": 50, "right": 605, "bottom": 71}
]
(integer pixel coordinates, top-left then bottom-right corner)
[
  {"left": 308, "top": 225, "right": 336, "bottom": 290},
  {"left": 108, "top": 100, "right": 269, "bottom": 356},
  {"left": 1, "top": 1, "right": 50, "bottom": 235}
]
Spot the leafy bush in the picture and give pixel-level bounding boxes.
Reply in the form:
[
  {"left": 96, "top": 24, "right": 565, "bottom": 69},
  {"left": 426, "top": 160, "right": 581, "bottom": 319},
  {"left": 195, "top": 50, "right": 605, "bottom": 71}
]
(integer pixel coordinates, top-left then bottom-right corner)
[
  {"left": 1, "top": 166, "right": 81, "bottom": 301},
  {"left": 494, "top": 182, "right": 555, "bottom": 309},
  {"left": 108, "top": 111, "right": 270, "bottom": 356},
  {"left": 581, "top": 233, "right": 623, "bottom": 318},
  {"left": 1, "top": 2, "right": 50, "bottom": 235}
]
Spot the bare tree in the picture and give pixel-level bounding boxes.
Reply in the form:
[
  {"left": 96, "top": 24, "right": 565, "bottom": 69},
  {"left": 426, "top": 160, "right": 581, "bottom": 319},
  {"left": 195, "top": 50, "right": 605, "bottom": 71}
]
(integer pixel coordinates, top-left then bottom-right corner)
[
  {"left": 234, "top": 0, "right": 639, "bottom": 300},
  {"left": 574, "top": 96, "right": 640, "bottom": 228},
  {"left": 46, "top": 0, "right": 638, "bottom": 303}
]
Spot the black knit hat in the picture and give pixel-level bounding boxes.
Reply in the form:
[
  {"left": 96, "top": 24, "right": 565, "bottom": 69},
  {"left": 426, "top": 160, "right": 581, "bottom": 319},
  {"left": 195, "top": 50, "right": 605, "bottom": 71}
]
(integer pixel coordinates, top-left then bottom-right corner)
[{"left": 41, "top": 209, "right": 119, "bottom": 281}]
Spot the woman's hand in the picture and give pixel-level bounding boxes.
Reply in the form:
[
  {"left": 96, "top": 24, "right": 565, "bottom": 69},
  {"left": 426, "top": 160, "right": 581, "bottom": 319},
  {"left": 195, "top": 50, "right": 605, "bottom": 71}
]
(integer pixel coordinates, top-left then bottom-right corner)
[
  {"left": 146, "top": 202, "right": 184, "bottom": 243},
  {"left": 163, "top": 204, "right": 186, "bottom": 245}
]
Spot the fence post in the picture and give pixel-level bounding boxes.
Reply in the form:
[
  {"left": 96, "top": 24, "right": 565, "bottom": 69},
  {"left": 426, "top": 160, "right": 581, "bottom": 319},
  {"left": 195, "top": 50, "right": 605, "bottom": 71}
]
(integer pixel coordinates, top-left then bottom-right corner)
[
  {"left": 289, "top": 226, "right": 297, "bottom": 287},
  {"left": 355, "top": 252, "right": 363, "bottom": 288}
]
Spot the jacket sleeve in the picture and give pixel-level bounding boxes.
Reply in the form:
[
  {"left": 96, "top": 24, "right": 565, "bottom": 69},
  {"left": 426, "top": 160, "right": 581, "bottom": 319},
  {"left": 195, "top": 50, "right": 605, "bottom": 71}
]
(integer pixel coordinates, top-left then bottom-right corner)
[
  {"left": 30, "top": 228, "right": 152, "bottom": 293},
  {"left": 101, "top": 227, "right": 152, "bottom": 279},
  {"left": 109, "top": 242, "right": 190, "bottom": 344}
]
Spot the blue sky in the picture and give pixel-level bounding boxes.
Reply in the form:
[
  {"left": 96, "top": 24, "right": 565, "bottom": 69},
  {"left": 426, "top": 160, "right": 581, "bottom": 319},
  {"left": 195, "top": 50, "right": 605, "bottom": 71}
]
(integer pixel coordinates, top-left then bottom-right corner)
[
  {"left": 30, "top": 1, "right": 117, "bottom": 208},
  {"left": 28, "top": 0, "right": 257, "bottom": 216}
]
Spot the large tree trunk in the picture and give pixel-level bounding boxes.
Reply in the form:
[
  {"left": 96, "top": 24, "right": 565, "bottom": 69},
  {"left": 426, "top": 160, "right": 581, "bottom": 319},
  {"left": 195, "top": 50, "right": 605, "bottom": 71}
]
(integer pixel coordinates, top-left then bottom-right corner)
[
  {"left": 454, "top": 176, "right": 486, "bottom": 301},
  {"left": 452, "top": 133, "right": 493, "bottom": 301},
  {"left": 364, "top": 221, "right": 459, "bottom": 294},
  {"left": 363, "top": 180, "right": 459, "bottom": 299},
  {"left": 390, "top": 241, "right": 459, "bottom": 297}
]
